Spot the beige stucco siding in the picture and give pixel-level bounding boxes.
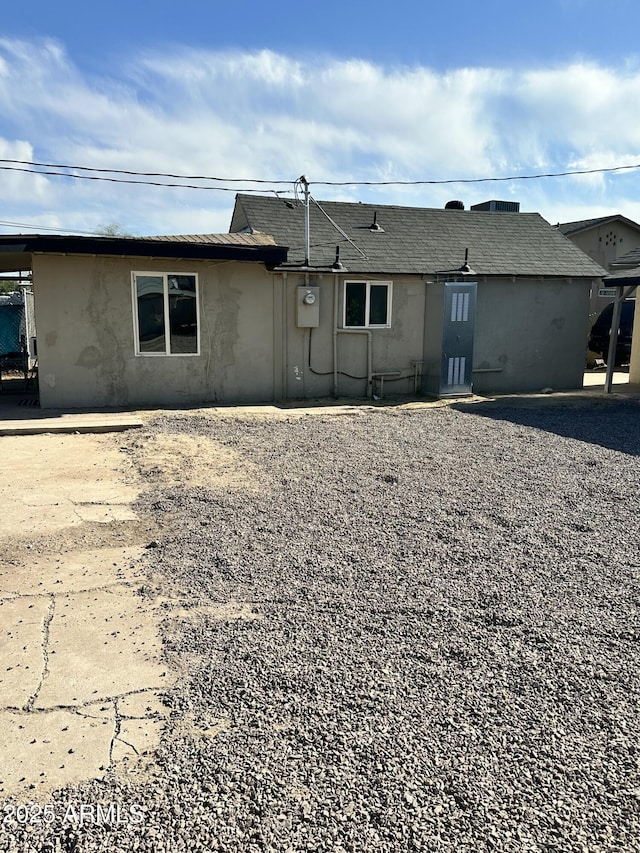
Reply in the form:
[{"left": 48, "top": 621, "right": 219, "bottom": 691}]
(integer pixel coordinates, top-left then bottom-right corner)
[
  {"left": 565, "top": 223, "right": 638, "bottom": 318},
  {"left": 568, "top": 223, "right": 640, "bottom": 273},
  {"left": 32, "top": 254, "right": 276, "bottom": 409}
]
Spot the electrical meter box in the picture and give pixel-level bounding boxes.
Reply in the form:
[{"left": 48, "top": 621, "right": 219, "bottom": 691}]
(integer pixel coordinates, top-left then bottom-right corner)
[{"left": 296, "top": 286, "right": 320, "bottom": 327}]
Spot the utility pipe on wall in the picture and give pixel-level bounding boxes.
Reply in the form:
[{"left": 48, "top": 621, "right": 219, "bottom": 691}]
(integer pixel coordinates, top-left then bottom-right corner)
[
  {"left": 332, "top": 273, "right": 373, "bottom": 397},
  {"left": 333, "top": 274, "right": 339, "bottom": 397},
  {"left": 281, "top": 271, "right": 288, "bottom": 399}
]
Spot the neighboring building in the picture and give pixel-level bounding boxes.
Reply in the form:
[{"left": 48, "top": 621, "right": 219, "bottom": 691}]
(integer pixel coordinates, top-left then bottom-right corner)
[
  {"left": 556, "top": 215, "right": 640, "bottom": 317},
  {"left": 0, "top": 198, "right": 605, "bottom": 409},
  {"left": 231, "top": 195, "right": 604, "bottom": 399}
]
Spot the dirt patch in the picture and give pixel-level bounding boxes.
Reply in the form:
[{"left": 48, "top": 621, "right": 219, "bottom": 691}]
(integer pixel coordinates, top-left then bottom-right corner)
[{"left": 132, "top": 431, "right": 263, "bottom": 491}]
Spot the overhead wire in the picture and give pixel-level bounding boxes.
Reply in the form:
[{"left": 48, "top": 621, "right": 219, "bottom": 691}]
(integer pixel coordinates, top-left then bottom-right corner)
[
  {"left": 0, "top": 159, "right": 292, "bottom": 184},
  {"left": 0, "top": 158, "right": 639, "bottom": 192},
  {"left": 0, "top": 164, "right": 285, "bottom": 193}
]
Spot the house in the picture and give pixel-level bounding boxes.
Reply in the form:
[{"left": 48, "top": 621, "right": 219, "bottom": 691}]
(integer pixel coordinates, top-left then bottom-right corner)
[
  {"left": 0, "top": 232, "right": 287, "bottom": 408},
  {"left": 231, "top": 194, "right": 605, "bottom": 398},
  {"left": 0, "top": 198, "right": 605, "bottom": 409},
  {"left": 556, "top": 214, "right": 640, "bottom": 317}
]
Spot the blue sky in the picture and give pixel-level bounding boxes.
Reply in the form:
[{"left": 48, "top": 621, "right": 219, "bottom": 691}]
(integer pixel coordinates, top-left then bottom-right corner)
[{"left": 2, "top": 0, "right": 640, "bottom": 235}]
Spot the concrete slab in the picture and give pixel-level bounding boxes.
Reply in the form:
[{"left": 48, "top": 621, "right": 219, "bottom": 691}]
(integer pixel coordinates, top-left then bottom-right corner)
[
  {"left": 0, "top": 431, "right": 174, "bottom": 800},
  {"left": 0, "top": 597, "right": 50, "bottom": 707},
  {"left": 0, "top": 415, "right": 143, "bottom": 436},
  {"left": 0, "top": 547, "right": 145, "bottom": 599},
  {"left": 35, "top": 588, "right": 171, "bottom": 709},
  {"left": 0, "top": 706, "right": 114, "bottom": 797}
]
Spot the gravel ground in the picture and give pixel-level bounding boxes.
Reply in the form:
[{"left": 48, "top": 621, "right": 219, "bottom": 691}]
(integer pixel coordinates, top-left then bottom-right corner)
[{"left": 3, "top": 398, "right": 640, "bottom": 852}]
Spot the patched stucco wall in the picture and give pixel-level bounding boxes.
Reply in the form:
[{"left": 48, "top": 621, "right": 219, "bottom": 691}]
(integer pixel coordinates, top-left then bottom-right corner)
[
  {"left": 32, "top": 254, "right": 277, "bottom": 409},
  {"left": 30, "top": 256, "right": 593, "bottom": 408}
]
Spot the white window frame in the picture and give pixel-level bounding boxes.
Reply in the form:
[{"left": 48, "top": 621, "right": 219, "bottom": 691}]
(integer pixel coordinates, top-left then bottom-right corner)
[
  {"left": 343, "top": 280, "right": 393, "bottom": 329},
  {"left": 132, "top": 271, "right": 200, "bottom": 357}
]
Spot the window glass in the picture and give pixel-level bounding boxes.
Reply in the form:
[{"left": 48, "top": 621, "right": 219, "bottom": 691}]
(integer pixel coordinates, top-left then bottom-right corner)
[
  {"left": 133, "top": 272, "right": 199, "bottom": 355},
  {"left": 369, "top": 285, "right": 388, "bottom": 325},
  {"left": 345, "top": 282, "right": 366, "bottom": 327},
  {"left": 168, "top": 275, "right": 198, "bottom": 354},
  {"left": 136, "top": 276, "right": 166, "bottom": 353}
]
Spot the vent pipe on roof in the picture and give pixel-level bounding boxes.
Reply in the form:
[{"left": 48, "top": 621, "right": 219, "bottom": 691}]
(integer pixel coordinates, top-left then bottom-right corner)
[
  {"left": 445, "top": 200, "right": 465, "bottom": 210},
  {"left": 332, "top": 245, "right": 345, "bottom": 271},
  {"left": 460, "top": 248, "right": 475, "bottom": 275},
  {"left": 369, "top": 212, "right": 384, "bottom": 232}
]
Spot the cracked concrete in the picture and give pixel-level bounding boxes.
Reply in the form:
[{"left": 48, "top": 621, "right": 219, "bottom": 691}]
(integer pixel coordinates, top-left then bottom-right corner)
[{"left": 0, "top": 433, "right": 174, "bottom": 799}]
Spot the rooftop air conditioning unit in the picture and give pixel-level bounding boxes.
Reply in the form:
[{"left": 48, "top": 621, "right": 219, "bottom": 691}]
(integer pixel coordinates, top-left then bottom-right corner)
[{"left": 470, "top": 200, "right": 520, "bottom": 213}]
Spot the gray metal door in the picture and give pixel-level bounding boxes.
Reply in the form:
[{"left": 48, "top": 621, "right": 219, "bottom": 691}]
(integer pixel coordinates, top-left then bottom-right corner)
[{"left": 440, "top": 282, "right": 477, "bottom": 396}]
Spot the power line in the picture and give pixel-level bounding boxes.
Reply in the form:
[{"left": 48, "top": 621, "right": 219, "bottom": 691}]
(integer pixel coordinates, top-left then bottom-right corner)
[
  {"left": 313, "top": 163, "right": 640, "bottom": 186},
  {"left": 0, "top": 164, "right": 284, "bottom": 193},
  {"left": 0, "top": 219, "right": 99, "bottom": 235},
  {"left": 1, "top": 158, "right": 639, "bottom": 191},
  {"left": 0, "top": 159, "right": 292, "bottom": 184}
]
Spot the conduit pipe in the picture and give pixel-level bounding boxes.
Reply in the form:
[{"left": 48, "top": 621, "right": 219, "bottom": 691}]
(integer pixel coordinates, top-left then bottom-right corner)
[
  {"left": 332, "top": 273, "right": 373, "bottom": 397},
  {"left": 281, "top": 271, "right": 288, "bottom": 399}
]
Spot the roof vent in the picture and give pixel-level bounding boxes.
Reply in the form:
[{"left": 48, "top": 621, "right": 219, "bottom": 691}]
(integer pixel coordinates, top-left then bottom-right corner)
[
  {"left": 368, "top": 211, "right": 384, "bottom": 232},
  {"left": 445, "top": 200, "right": 465, "bottom": 210},
  {"left": 331, "top": 245, "right": 346, "bottom": 271},
  {"left": 471, "top": 200, "right": 520, "bottom": 213}
]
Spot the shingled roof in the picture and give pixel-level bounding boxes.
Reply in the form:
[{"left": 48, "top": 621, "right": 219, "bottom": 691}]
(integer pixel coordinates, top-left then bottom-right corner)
[
  {"left": 231, "top": 195, "right": 605, "bottom": 278},
  {"left": 609, "top": 245, "right": 640, "bottom": 269},
  {"left": 557, "top": 214, "right": 640, "bottom": 237}
]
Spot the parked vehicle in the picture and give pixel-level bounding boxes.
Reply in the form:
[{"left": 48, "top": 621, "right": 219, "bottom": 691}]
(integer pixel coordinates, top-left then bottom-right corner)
[{"left": 588, "top": 299, "right": 635, "bottom": 366}]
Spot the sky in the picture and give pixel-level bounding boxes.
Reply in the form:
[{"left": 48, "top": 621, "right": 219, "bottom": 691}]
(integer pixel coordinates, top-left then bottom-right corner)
[{"left": 2, "top": 0, "right": 640, "bottom": 236}]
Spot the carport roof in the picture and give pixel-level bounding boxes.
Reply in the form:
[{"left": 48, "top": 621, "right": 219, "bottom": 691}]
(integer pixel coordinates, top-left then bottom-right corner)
[
  {"left": 603, "top": 265, "right": 640, "bottom": 284},
  {"left": 0, "top": 231, "right": 288, "bottom": 273}
]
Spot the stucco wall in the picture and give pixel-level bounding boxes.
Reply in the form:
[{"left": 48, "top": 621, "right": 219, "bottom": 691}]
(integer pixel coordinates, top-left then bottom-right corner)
[
  {"left": 421, "top": 281, "right": 445, "bottom": 396},
  {"left": 565, "top": 223, "right": 639, "bottom": 318},
  {"left": 32, "top": 254, "right": 276, "bottom": 408},
  {"left": 30, "top": 256, "right": 593, "bottom": 408},
  {"left": 471, "top": 277, "right": 591, "bottom": 394},
  {"left": 277, "top": 273, "right": 427, "bottom": 399}
]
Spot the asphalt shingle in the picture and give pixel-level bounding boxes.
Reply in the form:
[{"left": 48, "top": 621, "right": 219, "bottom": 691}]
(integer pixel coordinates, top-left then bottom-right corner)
[{"left": 232, "top": 195, "right": 606, "bottom": 278}]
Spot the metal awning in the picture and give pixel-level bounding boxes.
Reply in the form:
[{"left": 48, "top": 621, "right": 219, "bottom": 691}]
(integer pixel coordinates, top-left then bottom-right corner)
[{"left": 0, "top": 233, "right": 288, "bottom": 274}]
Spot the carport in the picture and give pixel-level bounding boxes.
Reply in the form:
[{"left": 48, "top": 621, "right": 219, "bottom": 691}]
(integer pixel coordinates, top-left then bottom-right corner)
[{"left": 600, "top": 267, "right": 639, "bottom": 393}]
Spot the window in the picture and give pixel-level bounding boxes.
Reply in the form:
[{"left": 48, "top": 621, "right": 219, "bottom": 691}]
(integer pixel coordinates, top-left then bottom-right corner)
[
  {"left": 344, "top": 280, "right": 392, "bottom": 328},
  {"left": 132, "top": 272, "right": 199, "bottom": 356}
]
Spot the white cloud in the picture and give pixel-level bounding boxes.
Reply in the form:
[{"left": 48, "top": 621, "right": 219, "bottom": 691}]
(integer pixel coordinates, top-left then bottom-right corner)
[{"left": 2, "top": 40, "right": 640, "bottom": 233}]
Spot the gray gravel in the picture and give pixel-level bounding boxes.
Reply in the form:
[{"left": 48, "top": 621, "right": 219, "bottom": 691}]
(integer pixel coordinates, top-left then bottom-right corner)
[{"left": 3, "top": 398, "right": 640, "bottom": 852}]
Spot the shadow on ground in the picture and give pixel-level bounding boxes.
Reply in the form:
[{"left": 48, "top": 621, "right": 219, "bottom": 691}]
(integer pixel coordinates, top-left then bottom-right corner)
[{"left": 452, "top": 396, "right": 640, "bottom": 457}]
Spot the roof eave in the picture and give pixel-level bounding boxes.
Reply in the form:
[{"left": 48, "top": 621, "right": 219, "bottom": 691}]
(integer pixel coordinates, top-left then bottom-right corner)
[{"left": 0, "top": 235, "right": 288, "bottom": 266}]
